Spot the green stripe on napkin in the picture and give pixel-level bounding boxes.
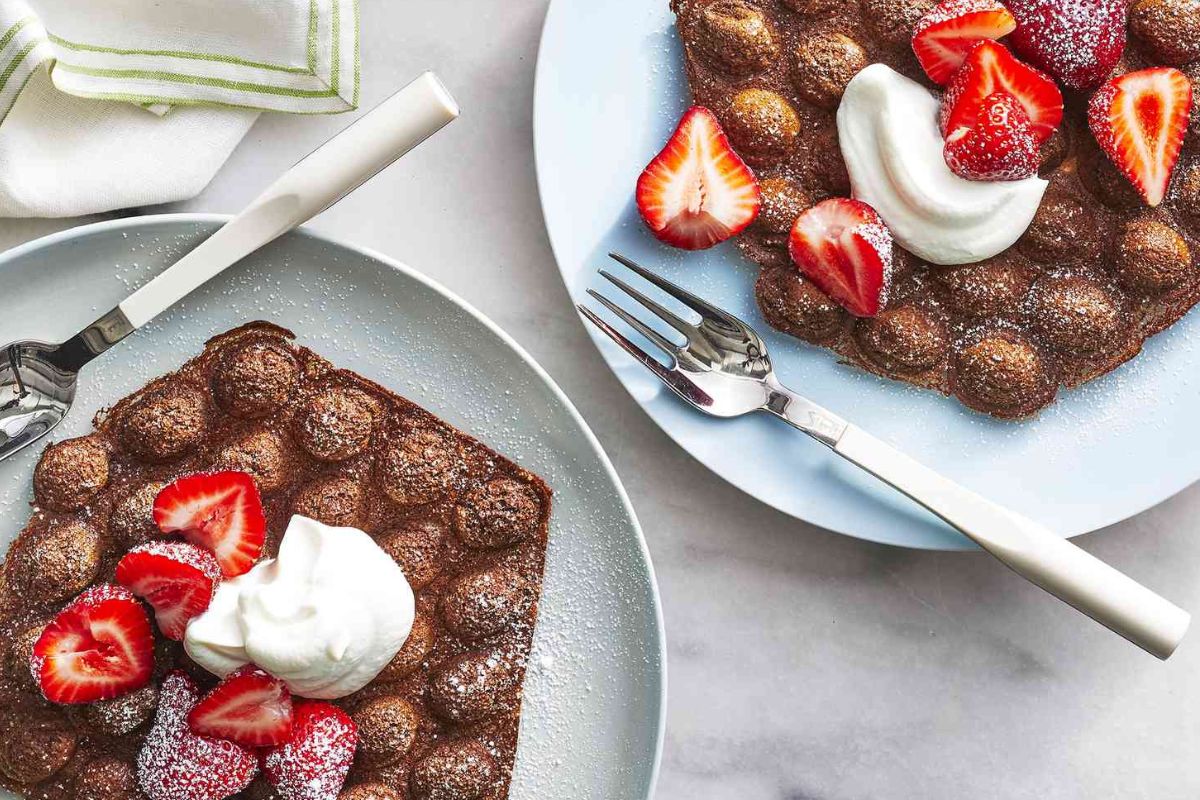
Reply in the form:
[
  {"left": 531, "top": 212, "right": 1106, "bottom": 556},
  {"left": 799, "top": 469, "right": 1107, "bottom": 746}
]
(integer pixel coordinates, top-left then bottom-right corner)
[{"left": 0, "top": 0, "right": 358, "bottom": 121}]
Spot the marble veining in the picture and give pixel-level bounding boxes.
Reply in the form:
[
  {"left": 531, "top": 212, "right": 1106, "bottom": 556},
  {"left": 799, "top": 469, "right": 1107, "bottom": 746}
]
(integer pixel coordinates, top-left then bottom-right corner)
[{"left": 2, "top": 1, "right": 1199, "bottom": 798}]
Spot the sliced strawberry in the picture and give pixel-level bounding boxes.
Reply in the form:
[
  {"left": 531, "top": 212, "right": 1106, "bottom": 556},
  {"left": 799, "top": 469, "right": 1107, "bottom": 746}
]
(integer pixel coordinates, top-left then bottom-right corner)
[
  {"left": 31, "top": 584, "right": 154, "bottom": 705},
  {"left": 1088, "top": 68, "right": 1193, "bottom": 207},
  {"left": 940, "top": 41, "right": 1064, "bottom": 144},
  {"left": 788, "top": 198, "right": 894, "bottom": 318},
  {"left": 188, "top": 665, "right": 293, "bottom": 748},
  {"left": 153, "top": 471, "right": 266, "bottom": 578},
  {"left": 1006, "top": 0, "right": 1129, "bottom": 91},
  {"left": 636, "top": 105, "right": 761, "bottom": 250},
  {"left": 262, "top": 702, "right": 358, "bottom": 800},
  {"left": 912, "top": 0, "right": 1017, "bottom": 85},
  {"left": 137, "top": 671, "right": 259, "bottom": 800},
  {"left": 116, "top": 541, "right": 221, "bottom": 640},
  {"left": 945, "top": 92, "right": 1040, "bottom": 181}
]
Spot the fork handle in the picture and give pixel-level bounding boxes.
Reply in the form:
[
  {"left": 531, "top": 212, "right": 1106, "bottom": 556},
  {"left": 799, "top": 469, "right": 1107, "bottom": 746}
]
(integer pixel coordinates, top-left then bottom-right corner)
[
  {"left": 832, "top": 425, "right": 1190, "bottom": 659},
  {"left": 117, "top": 72, "right": 459, "bottom": 330}
]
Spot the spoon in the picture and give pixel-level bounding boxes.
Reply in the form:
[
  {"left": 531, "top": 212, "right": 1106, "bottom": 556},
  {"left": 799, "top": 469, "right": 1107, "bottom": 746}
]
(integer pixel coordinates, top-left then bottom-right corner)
[{"left": 0, "top": 71, "right": 459, "bottom": 462}]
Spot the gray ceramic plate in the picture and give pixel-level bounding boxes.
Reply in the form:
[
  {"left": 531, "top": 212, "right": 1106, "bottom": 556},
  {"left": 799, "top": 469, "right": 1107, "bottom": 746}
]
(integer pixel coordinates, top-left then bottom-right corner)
[{"left": 0, "top": 214, "right": 665, "bottom": 800}]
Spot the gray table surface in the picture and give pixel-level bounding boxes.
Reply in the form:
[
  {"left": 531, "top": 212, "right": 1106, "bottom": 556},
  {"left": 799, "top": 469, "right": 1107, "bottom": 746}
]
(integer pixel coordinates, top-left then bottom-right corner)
[{"left": 2, "top": 2, "right": 1198, "bottom": 798}]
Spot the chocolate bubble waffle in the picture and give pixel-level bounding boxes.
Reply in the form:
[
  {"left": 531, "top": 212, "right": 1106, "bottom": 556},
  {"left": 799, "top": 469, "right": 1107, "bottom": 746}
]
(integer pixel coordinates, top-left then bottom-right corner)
[
  {"left": 0, "top": 321, "right": 552, "bottom": 800},
  {"left": 672, "top": 0, "right": 1200, "bottom": 418}
]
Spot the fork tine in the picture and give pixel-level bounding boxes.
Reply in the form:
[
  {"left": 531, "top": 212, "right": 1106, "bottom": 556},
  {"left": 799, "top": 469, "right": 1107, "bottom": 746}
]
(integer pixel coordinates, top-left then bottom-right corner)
[
  {"left": 608, "top": 252, "right": 737, "bottom": 325},
  {"left": 598, "top": 269, "right": 694, "bottom": 338},
  {"left": 585, "top": 289, "right": 679, "bottom": 357},
  {"left": 577, "top": 304, "right": 711, "bottom": 407},
  {"left": 577, "top": 304, "right": 676, "bottom": 377}
]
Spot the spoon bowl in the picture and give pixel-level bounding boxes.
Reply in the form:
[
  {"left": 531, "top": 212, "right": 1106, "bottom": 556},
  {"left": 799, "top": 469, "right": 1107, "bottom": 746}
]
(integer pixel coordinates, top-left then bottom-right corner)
[
  {"left": 0, "top": 340, "right": 79, "bottom": 458},
  {"left": 0, "top": 72, "right": 458, "bottom": 465}
]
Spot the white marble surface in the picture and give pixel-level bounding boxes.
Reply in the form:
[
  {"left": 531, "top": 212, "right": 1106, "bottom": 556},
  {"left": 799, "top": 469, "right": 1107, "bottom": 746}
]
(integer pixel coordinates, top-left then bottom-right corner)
[{"left": 3, "top": 2, "right": 1200, "bottom": 798}]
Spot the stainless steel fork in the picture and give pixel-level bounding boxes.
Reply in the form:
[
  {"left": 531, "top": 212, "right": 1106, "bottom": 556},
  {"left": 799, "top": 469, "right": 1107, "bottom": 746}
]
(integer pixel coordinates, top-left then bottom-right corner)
[{"left": 579, "top": 252, "right": 1189, "bottom": 660}]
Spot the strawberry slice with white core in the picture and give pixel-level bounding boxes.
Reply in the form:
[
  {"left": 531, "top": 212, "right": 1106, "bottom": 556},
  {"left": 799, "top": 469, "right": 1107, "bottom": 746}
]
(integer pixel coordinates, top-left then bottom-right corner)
[
  {"left": 1088, "top": 68, "right": 1194, "bottom": 207},
  {"left": 116, "top": 541, "right": 222, "bottom": 641},
  {"left": 940, "top": 41, "right": 1064, "bottom": 144},
  {"left": 153, "top": 471, "right": 266, "bottom": 578},
  {"left": 912, "top": 0, "right": 1017, "bottom": 85},
  {"left": 31, "top": 584, "right": 154, "bottom": 705},
  {"left": 137, "top": 671, "right": 259, "bottom": 800},
  {"left": 262, "top": 702, "right": 358, "bottom": 800},
  {"left": 636, "top": 105, "right": 761, "bottom": 250},
  {"left": 188, "top": 665, "right": 294, "bottom": 748},
  {"left": 788, "top": 198, "right": 894, "bottom": 318}
]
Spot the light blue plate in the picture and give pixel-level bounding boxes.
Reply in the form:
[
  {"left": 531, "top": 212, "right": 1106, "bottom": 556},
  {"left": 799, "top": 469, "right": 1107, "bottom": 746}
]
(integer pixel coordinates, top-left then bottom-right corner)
[{"left": 533, "top": 0, "right": 1200, "bottom": 551}]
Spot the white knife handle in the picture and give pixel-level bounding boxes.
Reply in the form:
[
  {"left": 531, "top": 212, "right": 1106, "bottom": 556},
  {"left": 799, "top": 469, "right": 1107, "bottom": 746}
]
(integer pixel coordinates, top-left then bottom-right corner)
[
  {"left": 119, "top": 71, "right": 459, "bottom": 329},
  {"left": 835, "top": 426, "right": 1190, "bottom": 660}
]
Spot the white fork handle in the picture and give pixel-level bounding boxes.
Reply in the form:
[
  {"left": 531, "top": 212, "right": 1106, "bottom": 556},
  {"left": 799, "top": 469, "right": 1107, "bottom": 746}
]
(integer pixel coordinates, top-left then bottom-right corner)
[
  {"left": 835, "top": 426, "right": 1190, "bottom": 659},
  {"left": 119, "top": 71, "right": 460, "bottom": 329}
]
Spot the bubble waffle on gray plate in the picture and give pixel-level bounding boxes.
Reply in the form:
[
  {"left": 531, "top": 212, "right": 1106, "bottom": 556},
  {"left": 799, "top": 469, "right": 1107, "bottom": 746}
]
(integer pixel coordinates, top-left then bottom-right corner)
[{"left": 0, "top": 321, "right": 551, "bottom": 800}]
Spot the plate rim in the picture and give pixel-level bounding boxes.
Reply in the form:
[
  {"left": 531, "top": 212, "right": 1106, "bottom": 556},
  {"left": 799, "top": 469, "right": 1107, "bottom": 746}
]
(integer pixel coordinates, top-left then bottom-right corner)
[
  {"left": 0, "top": 211, "right": 668, "bottom": 799},
  {"left": 530, "top": 0, "right": 1200, "bottom": 552}
]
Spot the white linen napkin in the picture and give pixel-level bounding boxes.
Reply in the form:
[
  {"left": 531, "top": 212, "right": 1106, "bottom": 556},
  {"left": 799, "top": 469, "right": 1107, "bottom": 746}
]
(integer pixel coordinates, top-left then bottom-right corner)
[{"left": 0, "top": 0, "right": 358, "bottom": 218}]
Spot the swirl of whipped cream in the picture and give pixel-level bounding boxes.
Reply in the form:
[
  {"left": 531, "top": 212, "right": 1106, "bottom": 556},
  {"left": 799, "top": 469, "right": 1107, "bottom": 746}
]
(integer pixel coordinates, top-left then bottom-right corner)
[
  {"left": 836, "top": 63, "right": 1048, "bottom": 266},
  {"left": 184, "top": 515, "right": 414, "bottom": 699}
]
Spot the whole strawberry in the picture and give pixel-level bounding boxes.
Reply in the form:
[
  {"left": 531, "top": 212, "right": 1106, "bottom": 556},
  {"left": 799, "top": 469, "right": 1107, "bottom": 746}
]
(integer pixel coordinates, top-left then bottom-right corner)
[
  {"left": 1006, "top": 0, "right": 1130, "bottom": 91},
  {"left": 137, "top": 671, "right": 259, "bottom": 800},
  {"left": 945, "top": 92, "right": 1040, "bottom": 181},
  {"left": 939, "top": 41, "right": 1063, "bottom": 144},
  {"left": 262, "top": 702, "right": 358, "bottom": 800}
]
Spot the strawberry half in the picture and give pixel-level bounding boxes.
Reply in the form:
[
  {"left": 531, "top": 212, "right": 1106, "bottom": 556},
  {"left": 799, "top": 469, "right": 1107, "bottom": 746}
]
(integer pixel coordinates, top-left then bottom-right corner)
[
  {"left": 945, "top": 92, "right": 1040, "bottom": 181},
  {"left": 153, "top": 471, "right": 266, "bottom": 578},
  {"left": 31, "top": 585, "right": 154, "bottom": 705},
  {"left": 188, "top": 665, "right": 293, "bottom": 748},
  {"left": 788, "top": 198, "right": 894, "bottom": 318},
  {"left": 1088, "top": 67, "right": 1194, "bottom": 207},
  {"left": 116, "top": 541, "right": 222, "bottom": 640},
  {"left": 940, "top": 41, "right": 1064, "bottom": 144},
  {"left": 636, "top": 105, "right": 761, "bottom": 250},
  {"left": 262, "top": 702, "right": 358, "bottom": 800},
  {"left": 912, "top": 0, "right": 1017, "bottom": 85},
  {"left": 137, "top": 671, "right": 259, "bottom": 800},
  {"left": 1006, "top": 0, "right": 1129, "bottom": 91}
]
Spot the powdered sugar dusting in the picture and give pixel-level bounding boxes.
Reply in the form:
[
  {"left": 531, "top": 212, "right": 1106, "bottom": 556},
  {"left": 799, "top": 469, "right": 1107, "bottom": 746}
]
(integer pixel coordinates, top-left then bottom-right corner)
[
  {"left": 262, "top": 703, "right": 357, "bottom": 800},
  {"left": 918, "top": 0, "right": 1012, "bottom": 30},
  {"left": 858, "top": 217, "right": 896, "bottom": 310},
  {"left": 136, "top": 671, "right": 258, "bottom": 800},
  {"left": 124, "top": 540, "right": 223, "bottom": 583},
  {"left": 67, "top": 582, "right": 137, "bottom": 610},
  {"left": 1007, "top": 0, "right": 1129, "bottom": 90}
]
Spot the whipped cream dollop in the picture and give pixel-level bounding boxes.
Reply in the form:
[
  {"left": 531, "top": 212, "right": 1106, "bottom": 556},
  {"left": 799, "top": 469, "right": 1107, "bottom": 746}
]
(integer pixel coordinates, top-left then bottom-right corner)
[
  {"left": 836, "top": 63, "right": 1048, "bottom": 266},
  {"left": 184, "top": 515, "right": 415, "bottom": 699}
]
